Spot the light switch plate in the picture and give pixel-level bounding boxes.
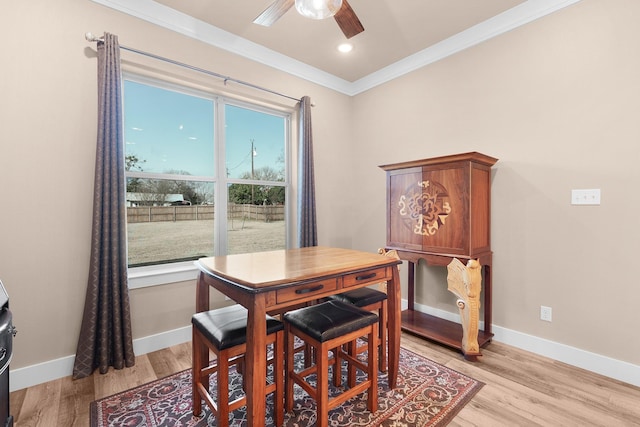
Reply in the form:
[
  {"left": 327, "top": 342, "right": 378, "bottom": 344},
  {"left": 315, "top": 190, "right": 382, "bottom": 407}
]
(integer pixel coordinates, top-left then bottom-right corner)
[{"left": 571, "top": 189, "right": 600, "bottom": 205}]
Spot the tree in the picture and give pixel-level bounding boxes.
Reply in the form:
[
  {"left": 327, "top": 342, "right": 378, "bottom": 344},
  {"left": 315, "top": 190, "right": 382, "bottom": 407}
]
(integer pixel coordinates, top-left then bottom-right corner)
[
  {"left": 125, "top": 155, "right": 146, "bottom": 172},
  {"left": 228, "top": 166, "right": 285, "bottom": 205},
  {"left": 145, "top": 179, "right": 173, "bottom": 205},
  {"left": 171, "top": 179, "right": 201, "bottom": 205},
  {"left": 265, "top": 186, "right": 285, "bottom": 204},
  {"left": 126, "top": 162, "right": 209, "bottom": 205},
  {"left": 228, "top": 182, "right": 253, "bottom": 204},
  {"left": 125, "top": 155, "right": 146, "bottom": 193}
]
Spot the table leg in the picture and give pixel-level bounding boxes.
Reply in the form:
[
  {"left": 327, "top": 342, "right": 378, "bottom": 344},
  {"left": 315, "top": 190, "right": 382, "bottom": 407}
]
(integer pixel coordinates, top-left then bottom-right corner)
[
  {"left": 244, "top": 295, "right": 268, "bottom": 425},
  {"left": 387, "top": 265, "right": 401, "bottom": 389},
  {"left": 195, "top": 272, "right": 210, "bottom": 313},
  {"left": 195, "top": 272, "right": 210, "bottom": 389}
]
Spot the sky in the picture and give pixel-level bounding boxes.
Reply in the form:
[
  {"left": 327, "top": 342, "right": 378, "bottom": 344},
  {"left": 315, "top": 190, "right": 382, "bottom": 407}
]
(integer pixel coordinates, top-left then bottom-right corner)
[{"left": 123, "top": 80, "right": 286, "bottom": 180}]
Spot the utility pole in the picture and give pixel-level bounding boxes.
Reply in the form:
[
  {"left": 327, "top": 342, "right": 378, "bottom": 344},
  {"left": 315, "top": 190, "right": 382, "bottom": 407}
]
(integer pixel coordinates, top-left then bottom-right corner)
[{"left": 250, "top": 139, "right": 256, "bottom": 205}]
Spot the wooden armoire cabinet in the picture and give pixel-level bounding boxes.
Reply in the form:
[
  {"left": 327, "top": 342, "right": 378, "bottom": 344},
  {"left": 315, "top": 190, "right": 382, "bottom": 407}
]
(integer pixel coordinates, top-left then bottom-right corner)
[{"left": 380, "top": 152, "right": 498, "bottom": 360}]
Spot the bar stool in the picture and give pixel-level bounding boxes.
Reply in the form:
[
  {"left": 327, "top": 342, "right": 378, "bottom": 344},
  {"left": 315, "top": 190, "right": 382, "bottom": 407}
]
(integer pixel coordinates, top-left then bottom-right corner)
[
  {"left": 284, "top": 300, "right": 378, "bottom": 427},
  {"left": 326, "top": 287, "right": 388, "bottom": 372},
  {"left": 327, "top": 248, "right": 400, "bottom": 373},
  {"left": 192, "top": 304, "right": 284, "bottom": 427}
]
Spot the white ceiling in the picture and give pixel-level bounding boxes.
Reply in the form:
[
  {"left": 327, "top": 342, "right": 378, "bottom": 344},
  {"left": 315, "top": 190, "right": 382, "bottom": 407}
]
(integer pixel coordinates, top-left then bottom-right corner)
[{"left": 91, "top": 0, "right": 581, "bottom": 95}]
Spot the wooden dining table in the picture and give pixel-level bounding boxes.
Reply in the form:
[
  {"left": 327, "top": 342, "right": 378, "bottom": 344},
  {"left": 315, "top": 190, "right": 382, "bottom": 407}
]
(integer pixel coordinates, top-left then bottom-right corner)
[{"left": 195, "top": 246, "right": 402, "bottom": 426}]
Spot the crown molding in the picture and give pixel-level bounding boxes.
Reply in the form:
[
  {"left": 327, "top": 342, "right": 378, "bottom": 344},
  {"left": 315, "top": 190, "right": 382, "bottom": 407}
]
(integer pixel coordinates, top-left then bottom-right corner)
[
  {"left": 350, "top": 0, "right": 582, "bottom": 94},
  {"left": 89, "top": 0, "right": 354, "bottom": 94},
  {"left": 88, "top": 0, "right": 582, "bottom": 94}
]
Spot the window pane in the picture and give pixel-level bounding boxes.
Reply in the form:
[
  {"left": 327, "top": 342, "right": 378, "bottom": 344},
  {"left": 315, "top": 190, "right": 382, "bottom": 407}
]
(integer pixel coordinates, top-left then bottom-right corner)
[
  {"left": 227, "top": 187, "right": 286, "bottom": 255},
  {"left": 126, "top": 178, "right": 214, "bottom": 267},
  {"left": 225, "top": 104, "right": 285, "bottom": 182},
  {"left": 124, "top": 80, "right": 215, "bottom": 177},
  {"left": 123, "top": 76, "right": 290, "bottom": 270}
]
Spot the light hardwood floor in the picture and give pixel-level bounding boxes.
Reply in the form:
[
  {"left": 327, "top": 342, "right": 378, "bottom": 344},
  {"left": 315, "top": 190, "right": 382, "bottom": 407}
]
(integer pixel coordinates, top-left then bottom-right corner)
[{"left": 9, "top": 333, "right": 640, "bottom": 426}]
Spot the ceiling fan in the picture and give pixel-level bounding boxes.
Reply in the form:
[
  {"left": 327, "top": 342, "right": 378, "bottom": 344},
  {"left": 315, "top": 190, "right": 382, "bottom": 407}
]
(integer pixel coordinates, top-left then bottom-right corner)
[{"left": 254, "top": 0, "right": 364, "bottom": 39}]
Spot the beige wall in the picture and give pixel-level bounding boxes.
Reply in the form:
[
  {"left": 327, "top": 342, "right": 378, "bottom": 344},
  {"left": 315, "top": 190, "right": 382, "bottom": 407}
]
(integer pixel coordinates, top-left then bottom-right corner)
[
  {"left": 351, "top": 0, "right": 640, "bottom": 365},
  {"left": 1, "top": 0, "right": 639, "bottom": 383}
]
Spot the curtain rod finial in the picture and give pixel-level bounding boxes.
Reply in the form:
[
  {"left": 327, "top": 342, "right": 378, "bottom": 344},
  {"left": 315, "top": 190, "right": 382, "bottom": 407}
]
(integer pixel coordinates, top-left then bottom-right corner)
[{"left": 85, "top": 32, "right": 103, "bottom": 42}]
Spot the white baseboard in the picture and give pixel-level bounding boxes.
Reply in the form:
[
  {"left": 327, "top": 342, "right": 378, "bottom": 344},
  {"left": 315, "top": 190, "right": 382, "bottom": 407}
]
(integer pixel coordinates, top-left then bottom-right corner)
[
  {"left": 491, "top": 326, "right": 640, "bottom": 388},
  {"left": 9, "top": 300, "right": 640, "bottom": 391},
  {"left": 410, "top": 301, "right": 640, "bottom": 387},
  {"left": 9, "top": 326, "right": 192, "bottom": 392}
]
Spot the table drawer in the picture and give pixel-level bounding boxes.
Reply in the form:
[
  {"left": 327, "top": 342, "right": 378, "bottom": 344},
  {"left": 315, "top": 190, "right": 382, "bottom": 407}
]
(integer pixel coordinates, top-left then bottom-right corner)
[
  {"left": 343, "top": 267, "right": 389, "bottom": 288},
  {"left": 277, "top": 279, "right": 338, "bottom": 303}
]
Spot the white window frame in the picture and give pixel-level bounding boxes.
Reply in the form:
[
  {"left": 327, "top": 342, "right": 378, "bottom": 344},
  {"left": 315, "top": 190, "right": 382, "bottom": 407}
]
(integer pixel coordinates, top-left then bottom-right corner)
[{"left": 123, "top": 73, "right": 293, "bottom": 289}]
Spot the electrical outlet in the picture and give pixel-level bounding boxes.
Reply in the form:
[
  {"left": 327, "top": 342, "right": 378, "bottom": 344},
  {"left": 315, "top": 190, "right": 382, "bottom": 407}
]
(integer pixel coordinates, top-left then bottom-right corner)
[{"left": 540, "top": 306, "right": 552, "bottom": 322}]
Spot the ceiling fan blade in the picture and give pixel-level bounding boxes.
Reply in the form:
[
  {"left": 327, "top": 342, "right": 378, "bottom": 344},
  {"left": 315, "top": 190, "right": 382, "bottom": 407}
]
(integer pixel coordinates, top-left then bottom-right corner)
[
  {"left": 334, "top": 0, "right": 364, "bottom": 39},
  {"left": 253, "top": 0, "right": 295, "bottom": 27}
]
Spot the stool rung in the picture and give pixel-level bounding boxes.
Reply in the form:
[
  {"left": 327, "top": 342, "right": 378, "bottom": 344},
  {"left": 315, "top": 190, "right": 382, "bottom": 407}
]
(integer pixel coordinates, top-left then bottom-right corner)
[
  {"left": 336, "top": 352, "right": 368, "bottom": 373},
  {"left": 290, "top": 371, "right": 317, "bottom": 397},
  {"left": 295, "top": 364, "right": 318, "bottom": 379},
  {"left": 329, "top": 381, "right": 370, "bottom": 408}
]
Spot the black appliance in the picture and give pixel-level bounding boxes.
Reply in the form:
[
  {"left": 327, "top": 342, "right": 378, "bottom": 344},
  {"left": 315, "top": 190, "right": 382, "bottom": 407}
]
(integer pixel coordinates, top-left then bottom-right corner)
[{"left": 0, "top": 281, "right": 15, "bottom": 427}]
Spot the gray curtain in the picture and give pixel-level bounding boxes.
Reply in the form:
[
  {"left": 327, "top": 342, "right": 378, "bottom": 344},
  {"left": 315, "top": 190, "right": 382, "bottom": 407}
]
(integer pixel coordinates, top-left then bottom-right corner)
[
  {"left": 297, "top": 96, "right": 317, "bottom": 247},
  {"left": 73, "top": 33, "right": 135, "bottom": 379}
]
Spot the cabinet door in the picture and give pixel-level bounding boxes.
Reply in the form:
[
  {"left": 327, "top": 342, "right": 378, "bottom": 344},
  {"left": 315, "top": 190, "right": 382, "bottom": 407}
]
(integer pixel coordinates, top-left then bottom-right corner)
[
  {"left": 420, "top": 165, "right": 469, "bottom": 255},
  {"left": 387, "top": 167, "right": 423, "bottom": 251},
  {"left": 382, "top": 152, "right": 496, "bottom": 258}
]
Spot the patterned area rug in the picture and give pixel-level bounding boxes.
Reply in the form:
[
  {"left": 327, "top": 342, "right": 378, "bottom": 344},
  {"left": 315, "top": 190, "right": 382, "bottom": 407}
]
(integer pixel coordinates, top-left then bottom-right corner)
[{"left": 90, "top": 346, "right": 483, "bottom": 426}]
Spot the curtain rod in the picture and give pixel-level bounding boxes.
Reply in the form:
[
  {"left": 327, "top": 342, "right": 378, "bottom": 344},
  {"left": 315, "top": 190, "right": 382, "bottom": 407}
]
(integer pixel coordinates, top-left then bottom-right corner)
[{"left": 85, "top": 32, "right": 303, "bottom": 103}]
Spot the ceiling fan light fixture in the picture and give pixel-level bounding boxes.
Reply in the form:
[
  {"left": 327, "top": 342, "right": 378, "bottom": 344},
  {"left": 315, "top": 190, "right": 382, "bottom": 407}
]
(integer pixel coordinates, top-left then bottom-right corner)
[
  {"left": 295, "top": 0, "right": 343, "bottom": 20},
  {"left": 337, "top": 43, "right": 353, "bottom": 53}
]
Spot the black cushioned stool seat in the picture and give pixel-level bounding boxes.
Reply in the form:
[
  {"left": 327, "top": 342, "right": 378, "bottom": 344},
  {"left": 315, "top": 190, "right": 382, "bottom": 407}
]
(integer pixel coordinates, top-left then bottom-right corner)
[
  {"left": 327, "top": 287, "right": 388, "bottom": 372},
  {"left": 192, "top": 304, "right": 284, "bottom": 427},
  {"left": 329, "top": 288, "right": 387, "bottom": 308},
  {"left": 284, "top": 300, "right": 379, "bottom": 427},
  {"left": 192, "top": 304, "right": 284, "bottom": 350}
]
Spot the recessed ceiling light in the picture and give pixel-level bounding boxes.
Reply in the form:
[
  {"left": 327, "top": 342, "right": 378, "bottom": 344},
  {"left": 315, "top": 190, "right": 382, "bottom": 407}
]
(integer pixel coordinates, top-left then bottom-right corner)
[{"left": 337, "top": 43, "right": 353, "bottom": 53}]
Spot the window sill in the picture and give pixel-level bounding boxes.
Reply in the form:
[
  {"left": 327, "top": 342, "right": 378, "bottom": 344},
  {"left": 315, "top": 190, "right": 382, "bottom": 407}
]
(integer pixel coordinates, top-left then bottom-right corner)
[{"left": 128, "top": 261, "right": 200, "bottom": 289}]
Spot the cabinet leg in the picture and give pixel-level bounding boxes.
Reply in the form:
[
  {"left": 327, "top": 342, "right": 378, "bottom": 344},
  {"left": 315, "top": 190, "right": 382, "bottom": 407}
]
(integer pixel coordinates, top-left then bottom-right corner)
[
  {"left": 447, "top": 259, "right": 482, "bottom": 357},
  {"left": 408, "top": 261, "right": 415, "bottom": 311}
]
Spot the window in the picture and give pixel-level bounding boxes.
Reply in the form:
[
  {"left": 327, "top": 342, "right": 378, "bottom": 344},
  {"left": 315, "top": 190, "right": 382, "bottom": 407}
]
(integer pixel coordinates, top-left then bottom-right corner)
[{"left": 123, "top": 76, "right": 290, "bottom": 280}]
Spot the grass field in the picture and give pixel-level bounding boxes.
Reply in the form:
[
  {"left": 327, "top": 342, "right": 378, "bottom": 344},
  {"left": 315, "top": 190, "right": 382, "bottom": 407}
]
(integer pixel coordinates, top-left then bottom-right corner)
[{"left": 127, "top": 219, "right": 286, "bottom": 265}]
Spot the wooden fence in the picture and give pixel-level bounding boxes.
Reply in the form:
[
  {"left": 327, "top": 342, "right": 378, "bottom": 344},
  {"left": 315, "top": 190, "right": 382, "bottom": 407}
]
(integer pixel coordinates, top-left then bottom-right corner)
[{"left": 127, "top": 203, "right": 284, "bottom": 223}]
